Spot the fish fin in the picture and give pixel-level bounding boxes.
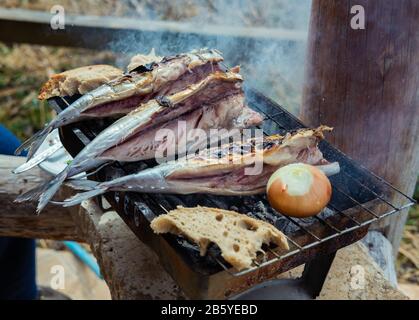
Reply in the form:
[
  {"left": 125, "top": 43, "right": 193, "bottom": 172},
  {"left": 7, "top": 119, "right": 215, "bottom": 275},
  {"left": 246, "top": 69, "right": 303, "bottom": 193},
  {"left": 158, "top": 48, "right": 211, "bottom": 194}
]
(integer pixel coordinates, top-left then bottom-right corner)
[
  {"left": 26, "top": 126, "right": 54, "bottom": 160},
  {"left": 62, "top": 188, "right": 107, "bottom": 207},
  {"left": 66, "top": 179, "right": 100, "bottom": 191},
  {"left": 15, "top": 124, "right": 53, "bottom": 159},
  {"left": 14, "top": 182, "right": 50, "bottom": 204},
  {"left": 74, "top": 161, "right": 112, "bottom": 179},
  {"left": 36, "top": 170, "right": 68, "bottom": 214},
  {"left": 15, "top": 168, "right": 69, "bottom": 213}
]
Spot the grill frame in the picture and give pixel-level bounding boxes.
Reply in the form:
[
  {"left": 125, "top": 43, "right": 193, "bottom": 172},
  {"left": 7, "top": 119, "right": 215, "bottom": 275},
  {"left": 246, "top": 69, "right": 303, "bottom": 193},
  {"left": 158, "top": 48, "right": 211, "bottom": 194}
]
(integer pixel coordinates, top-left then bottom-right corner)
[{"left": 48, "top": 87, "right": 415, "bottom": 299}]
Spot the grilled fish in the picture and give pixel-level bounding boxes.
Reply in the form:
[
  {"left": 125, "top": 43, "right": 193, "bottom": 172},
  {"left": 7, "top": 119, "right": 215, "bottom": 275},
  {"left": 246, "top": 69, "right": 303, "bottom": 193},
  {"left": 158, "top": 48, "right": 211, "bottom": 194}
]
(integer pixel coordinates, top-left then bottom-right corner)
[
  {"left": 15, "top": 70, "right": 257, "bottom": 213},
  {"left": 16, "top": 48, "right": 224, "bottom": 160},
  {"left": 101, "top": 93, "right": 262, "bottom": 162},
  {"left": 61, "top": 126, "right": 336, "bottom": 206}
]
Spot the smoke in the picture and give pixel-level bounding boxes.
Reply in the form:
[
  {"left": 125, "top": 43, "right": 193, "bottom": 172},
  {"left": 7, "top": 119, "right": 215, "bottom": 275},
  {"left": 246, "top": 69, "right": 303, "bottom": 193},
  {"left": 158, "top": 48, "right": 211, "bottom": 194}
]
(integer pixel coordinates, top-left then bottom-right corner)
[{"left": 109, "top": 0, "right": 312, "bottom": 114}]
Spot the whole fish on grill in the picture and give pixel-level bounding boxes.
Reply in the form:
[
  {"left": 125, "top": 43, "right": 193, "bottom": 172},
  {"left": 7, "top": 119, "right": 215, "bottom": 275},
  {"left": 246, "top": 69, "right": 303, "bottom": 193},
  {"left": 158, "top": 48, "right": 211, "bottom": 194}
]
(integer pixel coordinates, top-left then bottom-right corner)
[
  {"left": 15, "top": 48, "right": 224, "bottom": 160},
  {"left": 60, "top": 126, "right": 337, "bottom": 207},
  {"left": 15, "top": 70, "right": 262, "bottom": 213}
]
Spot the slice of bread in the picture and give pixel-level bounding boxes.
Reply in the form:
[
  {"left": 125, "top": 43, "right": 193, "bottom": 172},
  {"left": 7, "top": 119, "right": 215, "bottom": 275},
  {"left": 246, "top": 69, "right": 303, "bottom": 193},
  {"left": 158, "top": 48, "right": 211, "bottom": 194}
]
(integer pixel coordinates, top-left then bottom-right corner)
[
  {"left": 151, "top": 206, "right": 289, "bottom": 271},
  {"left": 38, "top": 64, "right": 123, "bottom": 100}
]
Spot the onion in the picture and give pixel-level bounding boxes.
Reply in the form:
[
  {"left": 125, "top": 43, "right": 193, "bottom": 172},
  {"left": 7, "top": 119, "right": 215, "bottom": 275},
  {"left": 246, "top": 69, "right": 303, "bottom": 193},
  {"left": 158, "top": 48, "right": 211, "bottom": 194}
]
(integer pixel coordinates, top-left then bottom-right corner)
[{"left": 267, "top": 163, "right": 332, "bottom": 218}]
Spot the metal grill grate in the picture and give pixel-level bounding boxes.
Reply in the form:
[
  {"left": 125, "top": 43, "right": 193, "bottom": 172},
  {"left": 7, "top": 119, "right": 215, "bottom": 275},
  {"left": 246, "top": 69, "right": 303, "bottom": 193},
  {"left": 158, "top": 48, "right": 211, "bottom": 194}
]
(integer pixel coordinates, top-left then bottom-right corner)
[{"left": 49, "top": 87, "right": 415, "bottom": 279}]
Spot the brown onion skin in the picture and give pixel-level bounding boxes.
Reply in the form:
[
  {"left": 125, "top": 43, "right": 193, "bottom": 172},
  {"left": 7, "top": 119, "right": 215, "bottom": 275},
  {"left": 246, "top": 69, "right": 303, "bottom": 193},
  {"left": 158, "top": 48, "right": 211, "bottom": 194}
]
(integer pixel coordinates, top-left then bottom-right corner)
[{"left": 267, "top": 165, "right": 332, "bottom": 218}]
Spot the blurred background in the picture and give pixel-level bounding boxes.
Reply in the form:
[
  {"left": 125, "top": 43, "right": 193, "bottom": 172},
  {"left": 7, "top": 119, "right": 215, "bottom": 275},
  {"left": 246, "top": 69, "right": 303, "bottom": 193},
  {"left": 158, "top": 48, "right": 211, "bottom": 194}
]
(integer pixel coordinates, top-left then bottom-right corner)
[{"left": 0, "top": 0, "right": 417, "bottom": 299}]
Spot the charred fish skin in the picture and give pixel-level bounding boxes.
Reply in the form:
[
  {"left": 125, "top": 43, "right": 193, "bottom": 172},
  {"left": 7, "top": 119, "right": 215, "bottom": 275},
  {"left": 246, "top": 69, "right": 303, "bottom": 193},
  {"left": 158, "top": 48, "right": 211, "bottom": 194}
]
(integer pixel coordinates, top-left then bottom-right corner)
[
  {"left": 15, "top": 48, "right": 224, "bottom": 160},
  {"left": 60, "top": 126, "right": 334, "bottom": 207}
]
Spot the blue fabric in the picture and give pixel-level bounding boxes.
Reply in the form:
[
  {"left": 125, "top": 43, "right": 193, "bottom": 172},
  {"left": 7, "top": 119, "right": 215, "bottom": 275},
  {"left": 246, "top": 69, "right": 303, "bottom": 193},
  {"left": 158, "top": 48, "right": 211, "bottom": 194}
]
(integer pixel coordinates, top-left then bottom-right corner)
[
  {"left": 0, "top": 125, "right": 26, "bottom": 156},
  {"left": 0, "top": 125, "right": 37, "bottom": 300}
]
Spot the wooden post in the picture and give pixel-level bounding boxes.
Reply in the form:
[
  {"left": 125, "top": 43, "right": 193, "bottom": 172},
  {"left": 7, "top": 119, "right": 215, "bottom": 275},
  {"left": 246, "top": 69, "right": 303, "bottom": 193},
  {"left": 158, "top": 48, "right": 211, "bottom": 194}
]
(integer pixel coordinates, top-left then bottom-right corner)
[{"left": 301, "top": 0, "right": 419, "bottom": 252}]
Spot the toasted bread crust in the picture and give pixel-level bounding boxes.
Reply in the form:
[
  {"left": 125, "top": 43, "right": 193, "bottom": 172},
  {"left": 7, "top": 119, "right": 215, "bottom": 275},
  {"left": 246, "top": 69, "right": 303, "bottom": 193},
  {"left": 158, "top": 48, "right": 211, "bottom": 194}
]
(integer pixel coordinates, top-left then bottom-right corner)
[
  {"left": 38, "top": 64, "right": 123, "bottom": 100},
  {"left": 151, "top": 206, "right": 289, "bottom": 271}
]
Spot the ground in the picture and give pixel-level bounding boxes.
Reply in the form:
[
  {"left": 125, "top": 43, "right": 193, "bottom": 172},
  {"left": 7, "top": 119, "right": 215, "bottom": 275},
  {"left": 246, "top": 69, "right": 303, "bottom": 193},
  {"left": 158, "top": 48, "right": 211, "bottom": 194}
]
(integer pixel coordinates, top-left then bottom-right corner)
[
  {"left": 0, "top": 0, "right": 418, "bottom": 299},
  {"left": 36, "top": 241, "right": 111, "bottom": 299}
]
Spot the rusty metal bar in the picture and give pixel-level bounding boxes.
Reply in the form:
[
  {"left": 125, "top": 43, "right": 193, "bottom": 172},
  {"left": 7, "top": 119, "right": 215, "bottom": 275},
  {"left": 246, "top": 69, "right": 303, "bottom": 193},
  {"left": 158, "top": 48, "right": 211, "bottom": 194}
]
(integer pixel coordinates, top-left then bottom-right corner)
[
  {"left": 313, "top": 215, "right": 342, "bottom": 233},
  {"left": 282, "top": 215, "right": 322, "bottom": 242}
]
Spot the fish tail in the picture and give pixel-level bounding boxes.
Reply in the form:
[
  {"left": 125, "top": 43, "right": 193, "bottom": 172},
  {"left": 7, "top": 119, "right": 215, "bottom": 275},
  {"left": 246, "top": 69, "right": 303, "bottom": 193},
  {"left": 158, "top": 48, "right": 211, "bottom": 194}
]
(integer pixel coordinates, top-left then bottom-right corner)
[
  {"left": 66, "top": 179, "right": 100, "bottom": 191},
  {"left": 15, "top": 124, "right": 53, "bottom": 159},
  {"left": 36, "top": 170, "right": 69, "bottom": 213},
  {"left": 15, "top": 168, "right": 69, "bottom": 214},
  {"left": 62, "top": 187, "right": 108, "bottom": 207},
  {"left": 14, "top": 182, "right": 50, "bottom": 204}
]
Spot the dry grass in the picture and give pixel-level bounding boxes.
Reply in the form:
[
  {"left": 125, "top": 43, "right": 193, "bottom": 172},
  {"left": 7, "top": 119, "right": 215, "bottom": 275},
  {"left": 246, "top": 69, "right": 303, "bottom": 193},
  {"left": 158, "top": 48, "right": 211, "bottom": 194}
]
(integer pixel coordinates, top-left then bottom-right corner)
[
  {"left": 2, "top": 0, "right": 129, "bottom": 16},
  {"left": 2, "top": 0, "right": 310, "bottom": 28},
  {"left": 0, "top": 43, "right": 116, "bottom": 140}
]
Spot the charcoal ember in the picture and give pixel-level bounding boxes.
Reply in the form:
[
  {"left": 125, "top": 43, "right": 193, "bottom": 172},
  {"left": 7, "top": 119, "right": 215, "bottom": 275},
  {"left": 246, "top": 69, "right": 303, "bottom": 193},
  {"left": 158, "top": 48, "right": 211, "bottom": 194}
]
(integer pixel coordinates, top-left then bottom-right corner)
[
  {"left": 229, "top": 205, "right": 239, "bottom": 212},
  {"left": 275, "top": 217, "right": 297, "bottom": 234},
  {"left": 319, "top": 207, "right": 335, "bottom": 219}
]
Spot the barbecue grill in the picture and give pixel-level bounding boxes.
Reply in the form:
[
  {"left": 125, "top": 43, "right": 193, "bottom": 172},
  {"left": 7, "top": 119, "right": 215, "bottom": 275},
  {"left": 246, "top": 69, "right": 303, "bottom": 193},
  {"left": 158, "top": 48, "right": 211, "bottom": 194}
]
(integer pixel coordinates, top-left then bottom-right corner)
[{"left": 48, "top": 88, "right": 415, "bottom": 300}]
